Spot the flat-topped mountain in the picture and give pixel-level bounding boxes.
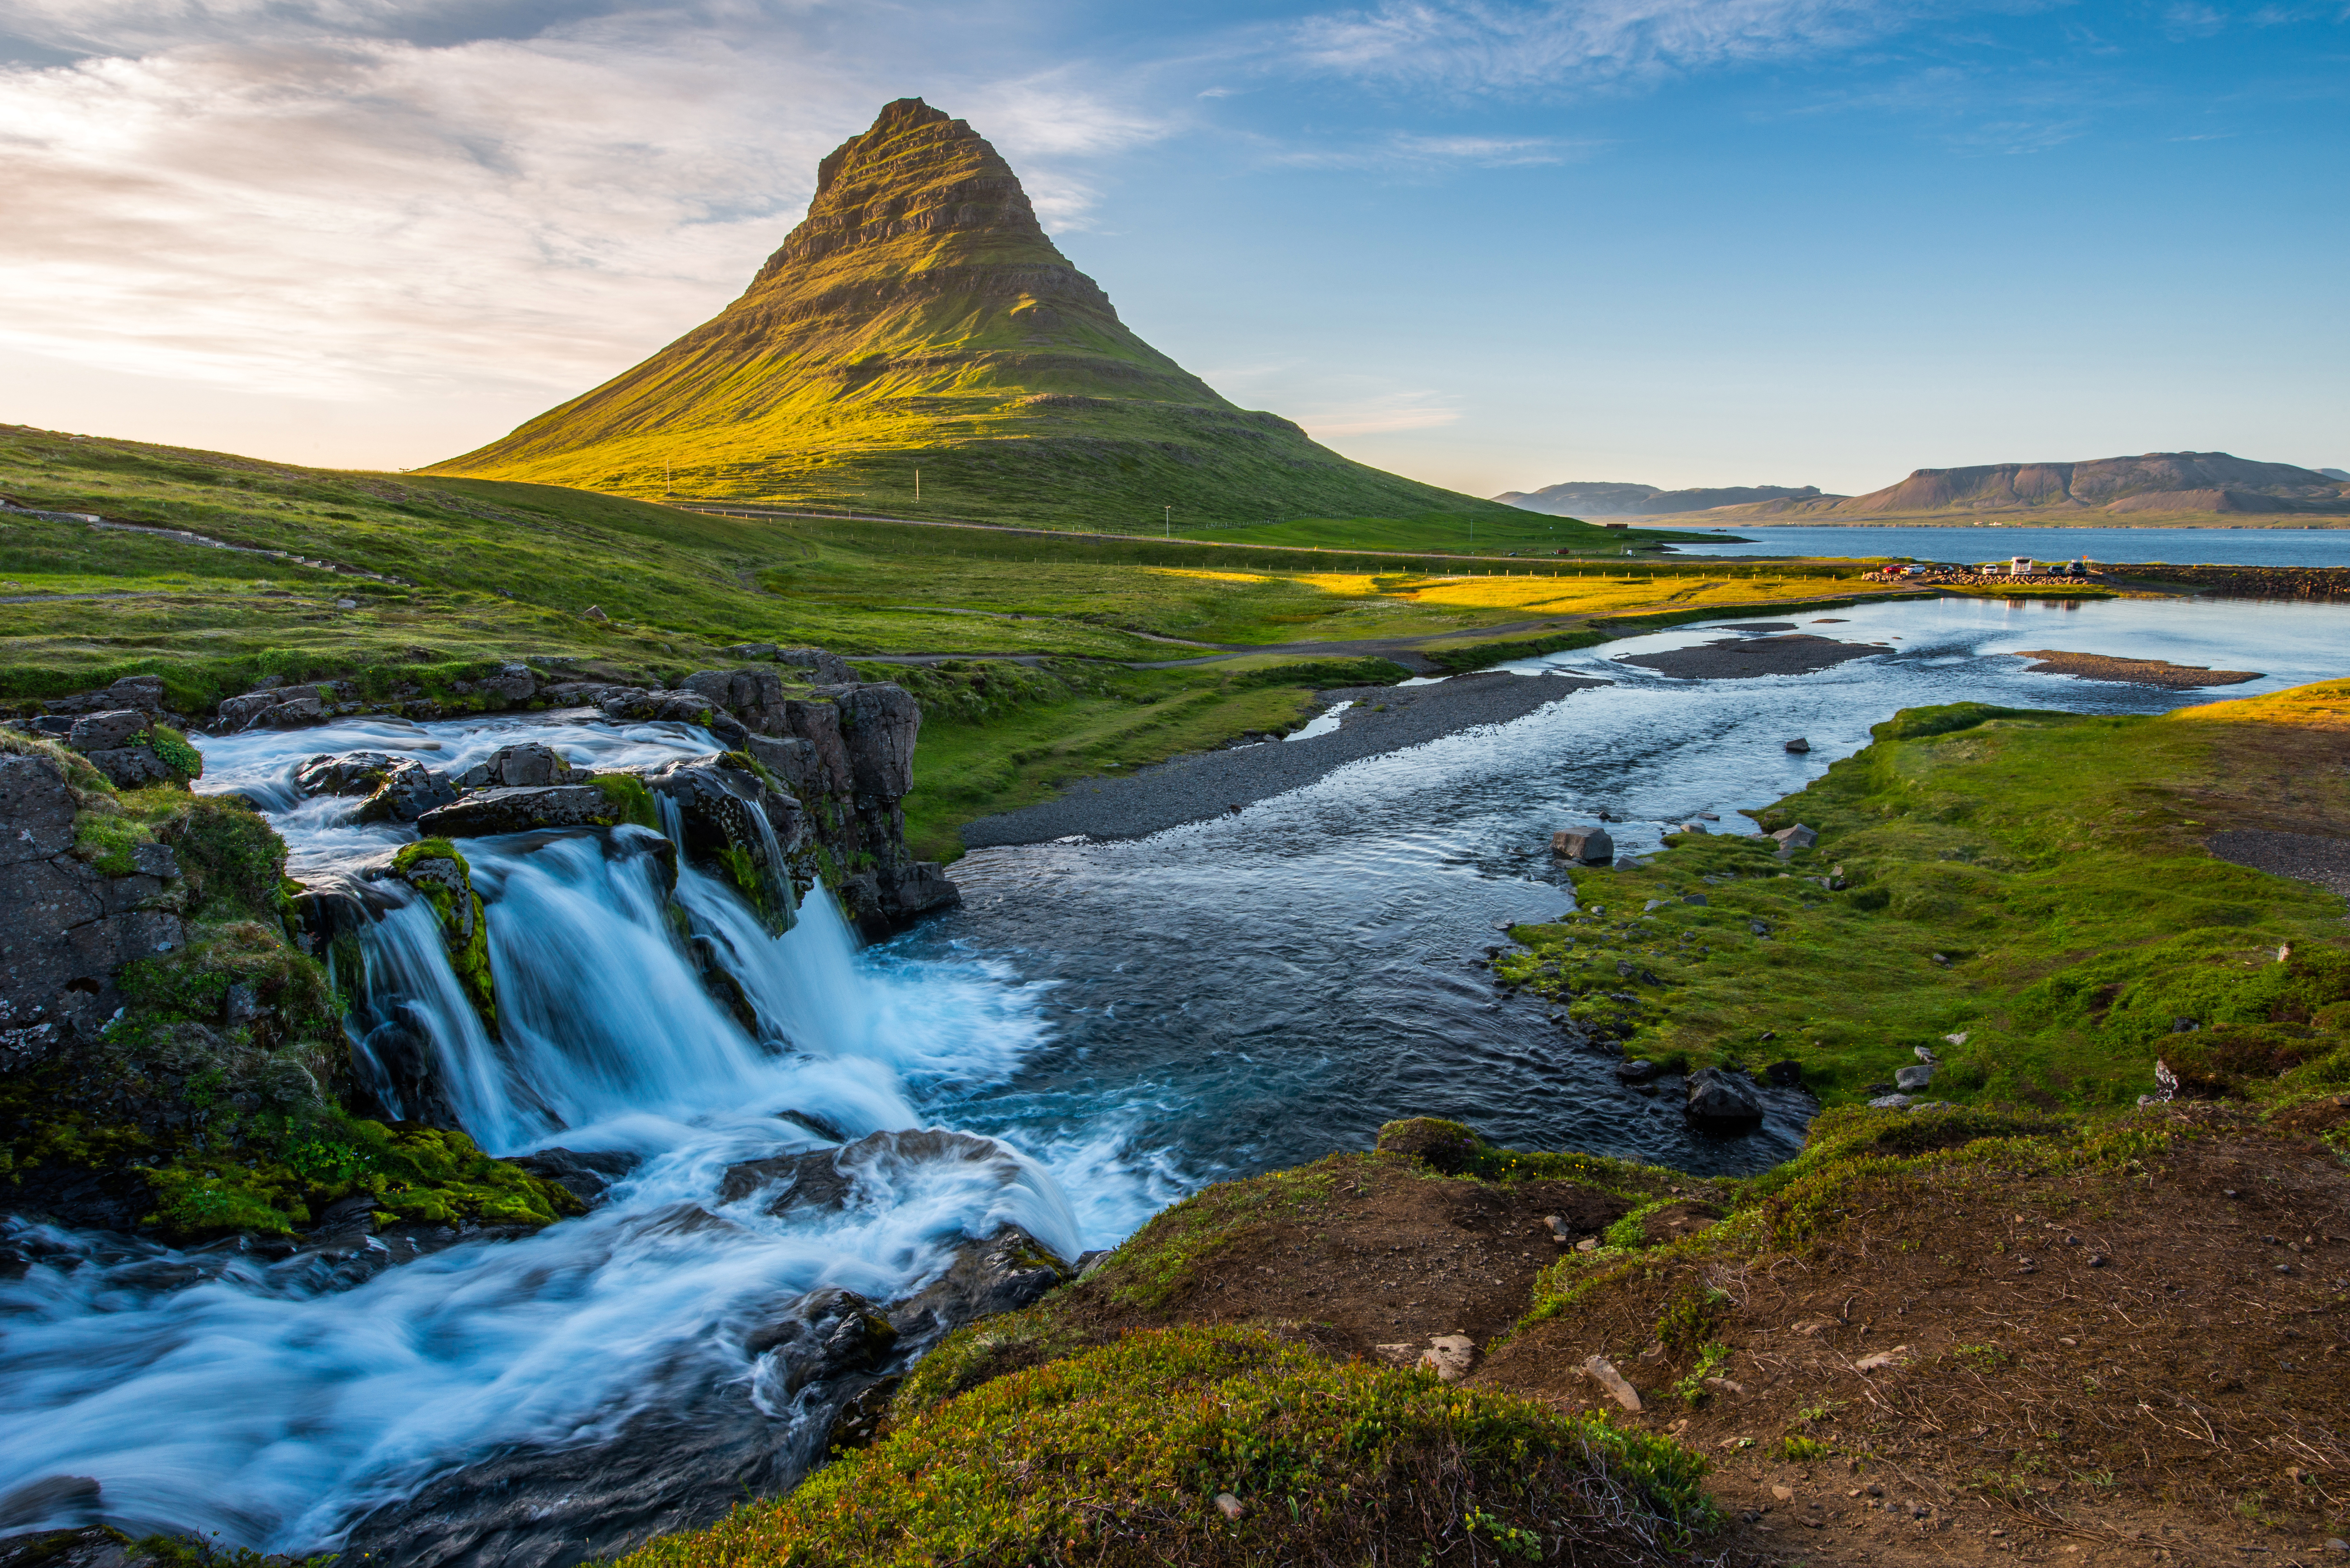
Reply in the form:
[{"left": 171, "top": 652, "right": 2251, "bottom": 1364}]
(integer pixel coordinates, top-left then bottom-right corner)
[
  {"left": 1494, "top": 480, "right": 1830, "bottom": 516},
  {"left": 1700, "top": 450, "right": 2350, "bottom": 522},
  {"left": 431, "top": 99, "right": 1509, "bottom": 530}
]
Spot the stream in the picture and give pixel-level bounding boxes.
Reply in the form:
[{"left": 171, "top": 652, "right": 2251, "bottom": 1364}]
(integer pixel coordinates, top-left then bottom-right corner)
[{"left": 2, "top": 591, "right": 2343, "bottom": 1560}]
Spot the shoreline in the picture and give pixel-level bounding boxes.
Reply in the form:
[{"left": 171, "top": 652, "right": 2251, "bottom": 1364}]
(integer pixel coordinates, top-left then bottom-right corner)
[{"left": 957, "top": 670, "right": 1610, "bottom": 847}]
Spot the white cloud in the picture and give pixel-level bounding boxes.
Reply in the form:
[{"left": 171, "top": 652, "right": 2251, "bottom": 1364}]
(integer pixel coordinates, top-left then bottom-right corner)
[
  {"left": 1285, "top": 0, "right": 1936, "bottom": 92},
  {"left": 0, "top": 6, "right": 1173, "bottom": 413}
]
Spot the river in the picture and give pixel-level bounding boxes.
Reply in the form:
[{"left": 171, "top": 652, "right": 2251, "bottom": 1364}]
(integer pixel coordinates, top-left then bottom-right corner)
[
  {"left": 1667, "top": 524, "right": 2350, "bottom": 565},
  {"left": 2, "top": 591, "right": 2342, "bottom": 1558}
]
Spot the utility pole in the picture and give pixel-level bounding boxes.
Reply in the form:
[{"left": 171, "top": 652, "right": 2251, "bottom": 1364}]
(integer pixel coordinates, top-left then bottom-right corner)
[{"left": 914, "top": 468, "right": 920, "bottom": 502}]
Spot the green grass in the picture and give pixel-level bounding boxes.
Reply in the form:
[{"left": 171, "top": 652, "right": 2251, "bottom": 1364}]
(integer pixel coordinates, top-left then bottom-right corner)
[
  {"left": 1492, "top": 685, "right": 2350, "bottom": 1109},
  {"left": 620, "top": 1324, "right": 1715, "bottom": 1568}
]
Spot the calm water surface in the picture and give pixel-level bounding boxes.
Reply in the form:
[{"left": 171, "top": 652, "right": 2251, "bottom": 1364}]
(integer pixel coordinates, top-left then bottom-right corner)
[{"left": 1667, "top": 524, "right": 2350, "bottom": 565}]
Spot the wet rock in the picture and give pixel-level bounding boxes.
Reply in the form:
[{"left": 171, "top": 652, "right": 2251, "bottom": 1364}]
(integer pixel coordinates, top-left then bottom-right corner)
[
  {"left": 295, "top": 750, "right": 401, "bottom": 797},
  {"left": 217, "top": 684, "right": 332, "bottom": 731},
  {"left": 747, "top": 1286, "right": 899, "bottom": 1393},
  {"left": 716, "top": 1147, "right": 859, "bottom": 1214},
  {"left": 415, "top": 784, "right": 622, "bottom": 837},
  {"left": 453, "top": 742, "right": 579, "bottom": 792},
  {"left": 0, "top": 1475, "right": 107, "bottom": 1535},
  {"left": 597, "top": 689, "right": 747, "bottom": 746},
  {"left": 0, "top": 752, "right": 185, "bottom": 1047},
  {"left": 382, "top": 845, "right": 497, "bottom": 1035},
  {"left": 336, "top": 1203, "right": 1068, "bottom": 1568},
  {"left": 42, "top": 674, "right": 165, "bottom": 717},
  {"left": 1616, "top": 1058, "right": 1661, "bottom": 1083},
  {"left": 298, "top": 752, "right": 457, "bottom": 822},
  {"left": 1551, "top": 826, "right": 1614, "bottom": 864},
  {"left": 640, "top": 754, "right": 804, "bottom": 931},
  {"left": 1784, "top": 737, "right": 1811, "bottom": 753},
  {"left": 875, "top": 860, "right": 961, "bottom": 923},
  {"left": 1684, "top": 1067, "right": 1766, "bottom": 1133},
  {"left": 511, "top": 1148, "right": 642, "bottom": 1209}
]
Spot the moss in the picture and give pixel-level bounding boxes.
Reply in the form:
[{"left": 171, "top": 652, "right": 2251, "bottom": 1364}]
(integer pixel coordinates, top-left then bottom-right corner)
[
  {"left": 145, "top": 793, "right": 286, "bottom": 920},
  {"left": 73, "top": 809, "right": 152, "bottom": 875},
  {"left": 621, "top": 1326, "right": 1715, "bottom": 1568},
  {"left": 589, "top": 770, "right": 659, "bottom": 829},
  {"left": 147, "top": 723, "right": 202, "bottom": 782},
  {"left": 389, "top": 840, "right": 496, "bottom": 1029}
]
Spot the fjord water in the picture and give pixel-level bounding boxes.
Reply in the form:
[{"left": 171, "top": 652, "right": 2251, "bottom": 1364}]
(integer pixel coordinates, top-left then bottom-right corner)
[
  {"left": 1670, "top": 524, "right": 2350, "bottom": 565},
  {"left": 3, "top": 593, "right": 2340, "bottom": 1554}
]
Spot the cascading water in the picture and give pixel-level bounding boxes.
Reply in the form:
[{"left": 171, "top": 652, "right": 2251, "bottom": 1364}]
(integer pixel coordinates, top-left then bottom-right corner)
[{"left": 0, "top": 712, "right": 1137, "bottom": 1559}]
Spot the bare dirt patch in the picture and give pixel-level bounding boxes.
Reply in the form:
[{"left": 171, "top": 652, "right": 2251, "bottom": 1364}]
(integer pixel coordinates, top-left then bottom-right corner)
[{"left": 1475, "top": 1111, "right": 2350, "bottom": 1568}]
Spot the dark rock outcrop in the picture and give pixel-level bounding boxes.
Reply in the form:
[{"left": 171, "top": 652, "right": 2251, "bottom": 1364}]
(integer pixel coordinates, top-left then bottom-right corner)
[
  {"left": 511, "top": 1147, "right": 643, "bottom": 1209},
  {"left": 41, "top": 675, "right": 165, "bottom": 718},
  {"left": 642, "top": 754, "right": 804, "bottom": 931},
  {"left": 1683, "top": 1067, "right": 1766, "bottom": 1133},
  {"left": 453, "top": 741, "right": 582, "bottom": 791},
  {"left": 0, "top": 751, "right": 184, "bottom": 1052},
  {"left": 296, "top": 751, "right": 457, "bottom": 823},
  {"left": 416, "top": 784, "right": 623, "bottom": 837}
]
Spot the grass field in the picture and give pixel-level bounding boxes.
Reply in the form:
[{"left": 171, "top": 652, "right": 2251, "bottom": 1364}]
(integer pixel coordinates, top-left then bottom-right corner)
[
  {"left": 2, "top": 422, "right": 1932, "bottom": 853},
  {"left": 1496, "top": 681, "right": 2350, "bottom": 1110}
]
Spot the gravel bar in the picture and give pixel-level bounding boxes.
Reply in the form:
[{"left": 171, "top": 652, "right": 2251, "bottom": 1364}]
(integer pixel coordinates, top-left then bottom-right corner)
[
  {"left": 2207, "top": 829, "right": 2350, "bottom": 898},
  {"left": 1616, "top": 633, "right": 1888, "bottom": 679},
  {"left": 958, "top": 671, "right": 1611, "bottom": 847}
]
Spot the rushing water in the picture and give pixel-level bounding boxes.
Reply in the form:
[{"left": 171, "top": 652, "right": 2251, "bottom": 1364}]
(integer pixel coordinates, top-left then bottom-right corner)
[
  {"left": 3, "top": 593, "right": 2342, "bottom": 1554},
  {"left": 1667, "top": 524, "right": 2350, "bottom": 565}
]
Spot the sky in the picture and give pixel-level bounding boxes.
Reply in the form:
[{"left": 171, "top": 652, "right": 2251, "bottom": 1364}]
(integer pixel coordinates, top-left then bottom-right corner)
[{"left": 2, "top": 0, "right": 2345, "bottom": 498}]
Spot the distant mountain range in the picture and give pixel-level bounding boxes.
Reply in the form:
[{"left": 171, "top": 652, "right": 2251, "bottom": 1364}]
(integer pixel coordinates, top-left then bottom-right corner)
[
  {"left": 1493, "top": 481, "right": 1826, "bottom": 517},
  {"left": 1499, "top": 452, "right": 2350, "bottom": 523}
]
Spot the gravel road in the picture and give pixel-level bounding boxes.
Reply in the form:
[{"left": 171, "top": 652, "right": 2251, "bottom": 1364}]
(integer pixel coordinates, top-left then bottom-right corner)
[
  {"left": 957, "top": 670, "right": 1611, "bottom": 847},
  {"left": 2207, "top": 829, "right": 2350, "bottom": 898}
]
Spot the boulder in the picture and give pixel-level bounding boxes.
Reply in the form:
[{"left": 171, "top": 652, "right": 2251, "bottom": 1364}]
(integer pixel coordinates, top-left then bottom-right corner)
[
  {"left": 511, "top": 1147, "right": 642, "bottom": 1209},
  {"left": 66, "top": 710, "right": 150, "bottom": 753},
  {"left": 80, "top": 747, "right": 177, "bottom": 789},
  {"left": 747, "top": 1286, "right": 899, "bottom": 1395},
  {"left": 1551, "top": 826, "right": 1614, "bottom": 864},
  {"left": 599, "top": 688, "right": 750, "bottom": 748},
  {"left": 1772, "top": 823, "right": 1820, "bottom": 854},
  {"left": 42, "top": 674, "right": 165, "bottom": 717},
  {"left": 1419, "top": 1335, "right": 1476, "bottom": 1383},
  {"left": 1784, "top": 737, "right": 1811, "bottom": 754},
  {"left": 876, "top": 860, "right": 961, "bottom": 923},
  {"left": 217, "top": 684, "right": 331, "bottom": 730},
  {"left": 295, "top": 751, "right": 401, "bottom": 797},
  {"left": 722, "top": 642, "right": 779, "bottom": 661},
  {"left": 1894, "top": 1063, "right": 1936, "bottom": 1092},
  {"left": 1683, "top": 1067, "right": 1766, "bottom": 1133},
  {"left": 1615, "top": 1058, "right": 1661, "bottom": 1084},
  {"left": 716, "top": 1146, "right": 859, "bottom": 1214},
  {"left": 453, "top": 741, "right": 578, "bottom": 791},
  {"left": 414, "top": 784, "right": 618, "bottom": 837}
]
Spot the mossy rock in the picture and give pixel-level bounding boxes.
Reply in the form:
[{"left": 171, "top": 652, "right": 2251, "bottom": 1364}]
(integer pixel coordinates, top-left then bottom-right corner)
[{"left": 1372, "top": 1115, "right": 1484, "bottom": 1174}]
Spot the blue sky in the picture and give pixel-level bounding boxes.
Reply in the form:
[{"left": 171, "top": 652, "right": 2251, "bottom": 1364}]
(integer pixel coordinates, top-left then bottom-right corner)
[{"left": 2, "top": 0, "right": 2343, "bottom": 495}]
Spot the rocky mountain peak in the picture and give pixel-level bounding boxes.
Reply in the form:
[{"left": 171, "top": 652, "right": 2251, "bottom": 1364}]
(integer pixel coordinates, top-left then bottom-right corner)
[{"left": 762, "top": 97, "right": 1063, "bottom": 283}]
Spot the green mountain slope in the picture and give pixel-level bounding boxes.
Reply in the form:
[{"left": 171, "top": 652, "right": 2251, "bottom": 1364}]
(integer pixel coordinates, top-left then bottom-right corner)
[{"left": 427, "top": 98, "right": 1516, "bottom": 532}]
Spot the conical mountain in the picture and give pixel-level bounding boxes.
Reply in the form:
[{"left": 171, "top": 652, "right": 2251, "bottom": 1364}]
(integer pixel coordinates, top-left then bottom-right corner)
[{"left": 429, "top": 98, "right": 1505, "bottom": 529}]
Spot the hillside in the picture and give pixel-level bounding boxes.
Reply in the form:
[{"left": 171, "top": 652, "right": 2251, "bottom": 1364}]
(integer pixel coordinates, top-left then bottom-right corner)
[
  {"left": 1496, "top": 480, "right": 1831, "bottom": 516},
  {"left": 428, "top": 98, "right": 1515, "bottom": 534},
  {"left": 1696, "top": 451, "right": 2350, "bottom": 526}
]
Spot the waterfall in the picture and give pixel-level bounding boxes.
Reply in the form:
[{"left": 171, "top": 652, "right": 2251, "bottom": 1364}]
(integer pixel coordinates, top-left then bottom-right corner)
[{"left": 0, "top": 712, "right": 1125, "bottom": 1556}]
